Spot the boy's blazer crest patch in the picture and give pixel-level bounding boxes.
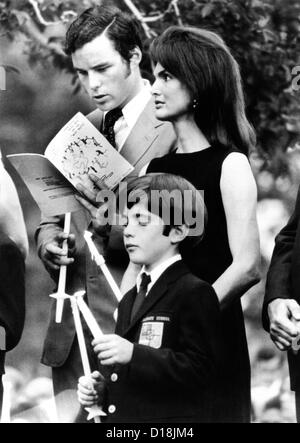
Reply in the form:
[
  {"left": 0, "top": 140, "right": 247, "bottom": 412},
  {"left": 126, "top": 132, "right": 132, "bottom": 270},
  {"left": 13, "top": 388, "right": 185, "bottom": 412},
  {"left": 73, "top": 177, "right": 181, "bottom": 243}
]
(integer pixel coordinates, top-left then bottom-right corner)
[{"left": 139, "top": 321, "right": 164, "bottom": 349}]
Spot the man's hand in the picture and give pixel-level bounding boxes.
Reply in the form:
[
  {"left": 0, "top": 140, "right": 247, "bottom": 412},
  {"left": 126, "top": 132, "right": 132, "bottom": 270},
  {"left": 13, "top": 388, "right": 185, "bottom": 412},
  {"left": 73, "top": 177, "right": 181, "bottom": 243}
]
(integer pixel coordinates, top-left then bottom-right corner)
[
  {"left": 77, "top": 371, "right": 105, "bottom": 407},
  {"left": 93, "top": 335, "right": 134, "bottom": 366},
  {"left": 75, "top": 174, "right": 113, "bottom": 235},
  {"left": 268, "top": 299, "right": 300, "bottom": 351},
  {"left": 42, "top": 233, "right": 76, "bottom": 271}
]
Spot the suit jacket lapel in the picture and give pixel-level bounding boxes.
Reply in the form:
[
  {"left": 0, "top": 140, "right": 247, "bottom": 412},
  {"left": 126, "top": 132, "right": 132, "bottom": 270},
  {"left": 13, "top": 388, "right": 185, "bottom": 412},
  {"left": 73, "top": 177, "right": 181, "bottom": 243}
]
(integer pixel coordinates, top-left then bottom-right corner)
[
  {"left": 122, "top": 261, "right": 189, "bottom": 336},
  {"left": 116, "top": 287, "right": 137, "bottom": 336},
  {"left": 120, "top": 98, "right": 165, "bottom": 168},
  {"left": 87, "top": 100, "right": 169, "bottom": 171}
]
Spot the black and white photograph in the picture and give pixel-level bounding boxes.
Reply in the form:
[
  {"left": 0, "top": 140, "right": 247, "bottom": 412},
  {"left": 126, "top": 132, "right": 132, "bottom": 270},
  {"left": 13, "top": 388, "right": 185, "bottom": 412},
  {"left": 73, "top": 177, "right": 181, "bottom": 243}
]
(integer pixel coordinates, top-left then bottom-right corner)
[{"left": 0, "top": 0, "right": 299, "bottom": 425}]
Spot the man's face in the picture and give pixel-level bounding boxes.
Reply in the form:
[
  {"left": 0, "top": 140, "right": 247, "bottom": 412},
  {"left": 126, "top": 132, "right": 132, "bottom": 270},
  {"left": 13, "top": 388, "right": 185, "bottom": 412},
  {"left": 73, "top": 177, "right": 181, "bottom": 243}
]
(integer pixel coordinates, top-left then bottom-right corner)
[
  {"left": 72, "top": 34, "right": 138, "bottom": 111},
  {"left": 122, "top": 201, "right": 174, "bottom": 271}
]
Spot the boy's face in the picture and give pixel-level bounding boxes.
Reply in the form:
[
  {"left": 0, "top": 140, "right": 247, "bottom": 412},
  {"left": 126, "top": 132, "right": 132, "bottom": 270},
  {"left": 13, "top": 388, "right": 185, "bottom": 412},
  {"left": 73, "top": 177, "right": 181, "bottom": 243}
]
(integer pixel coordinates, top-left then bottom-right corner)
[{"left": 122, "top": 201, "right": 177, "bottom": 271}]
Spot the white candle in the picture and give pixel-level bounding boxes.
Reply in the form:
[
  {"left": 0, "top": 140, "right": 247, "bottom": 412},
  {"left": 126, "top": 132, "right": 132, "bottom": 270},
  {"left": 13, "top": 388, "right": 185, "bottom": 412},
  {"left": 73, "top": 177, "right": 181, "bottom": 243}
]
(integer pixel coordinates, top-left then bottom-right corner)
[
  {"left": 70, "top": 297, "right": 91, "bottom": 375},
  {"left": 1, "top": 379, "right": 11, "bottom": 424},
  {"left": 84, "top": 231, "right": 123, "bottom": 302},
  {"left": 76, "top": 294, "right": 104, "bottom": 340},
  {"left": 70, "top": 293, "right": 106, "bottom": 423},
  {"left": 55, "top": 212, "right": 72, "bottom": 323}
]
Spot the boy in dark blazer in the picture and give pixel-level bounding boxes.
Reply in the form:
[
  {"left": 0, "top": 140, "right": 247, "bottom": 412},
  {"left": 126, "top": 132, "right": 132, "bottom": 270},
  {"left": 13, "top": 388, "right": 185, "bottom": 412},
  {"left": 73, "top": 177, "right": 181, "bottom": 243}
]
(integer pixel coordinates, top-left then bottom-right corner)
[
  {"left": 77, "top": 173, "right": 222, "bottom": 423},
  {"left": 0, "top": 232, "right": 25, "bottom": 416}
]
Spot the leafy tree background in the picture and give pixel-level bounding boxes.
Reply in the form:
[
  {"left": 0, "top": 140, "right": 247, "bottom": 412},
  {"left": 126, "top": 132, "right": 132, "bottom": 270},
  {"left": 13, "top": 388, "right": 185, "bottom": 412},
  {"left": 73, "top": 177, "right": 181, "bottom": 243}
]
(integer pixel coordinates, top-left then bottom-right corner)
[
  {"left": 0, "top": 0, "right": 299, "bottom": 421},
  {"left": 1, "top": 0, "right": 300, "bottom": 169}
]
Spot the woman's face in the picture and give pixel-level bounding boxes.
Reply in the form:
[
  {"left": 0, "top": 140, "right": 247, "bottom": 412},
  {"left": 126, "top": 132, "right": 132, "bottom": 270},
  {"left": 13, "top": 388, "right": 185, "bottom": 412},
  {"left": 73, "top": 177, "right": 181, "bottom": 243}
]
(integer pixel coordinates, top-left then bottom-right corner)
[{"left": 152, "top": 63, "right": 193, "bottom": 122}]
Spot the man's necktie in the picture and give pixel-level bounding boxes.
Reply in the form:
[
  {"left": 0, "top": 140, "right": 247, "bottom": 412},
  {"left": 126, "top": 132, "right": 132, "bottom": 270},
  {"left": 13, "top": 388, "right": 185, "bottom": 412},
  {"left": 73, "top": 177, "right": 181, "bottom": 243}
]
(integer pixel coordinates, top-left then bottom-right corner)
[
  {"left": 131, "top": 273, "right": 151, "bottom": 321},
  {"left": 102, "top": 108, "right": 123, "bottom": 148}
]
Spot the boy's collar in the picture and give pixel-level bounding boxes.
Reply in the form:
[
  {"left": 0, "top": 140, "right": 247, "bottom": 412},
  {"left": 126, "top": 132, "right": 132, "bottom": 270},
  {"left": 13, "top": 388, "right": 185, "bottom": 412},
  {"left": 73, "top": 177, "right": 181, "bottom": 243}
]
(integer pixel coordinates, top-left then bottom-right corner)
[{"left": 136, "top": 254, "right": 182, "bottom": 294}]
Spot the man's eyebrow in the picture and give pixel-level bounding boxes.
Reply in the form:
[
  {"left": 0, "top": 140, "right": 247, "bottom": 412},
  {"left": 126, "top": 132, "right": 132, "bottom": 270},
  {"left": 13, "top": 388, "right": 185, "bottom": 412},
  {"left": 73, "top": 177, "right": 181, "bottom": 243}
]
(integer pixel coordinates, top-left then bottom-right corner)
[
  {"left": 91, "top": 62, "right": 111, "bottom": 70},
  {"left": 74, "top": 62, "right": 110, "bottom": 72}
]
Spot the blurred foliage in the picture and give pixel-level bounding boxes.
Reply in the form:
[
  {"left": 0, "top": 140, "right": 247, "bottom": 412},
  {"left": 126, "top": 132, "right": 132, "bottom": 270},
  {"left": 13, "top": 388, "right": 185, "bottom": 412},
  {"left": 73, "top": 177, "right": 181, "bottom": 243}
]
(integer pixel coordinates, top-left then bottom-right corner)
[{"left": 0, "top": 0, "right": 300, "bottom": 172}]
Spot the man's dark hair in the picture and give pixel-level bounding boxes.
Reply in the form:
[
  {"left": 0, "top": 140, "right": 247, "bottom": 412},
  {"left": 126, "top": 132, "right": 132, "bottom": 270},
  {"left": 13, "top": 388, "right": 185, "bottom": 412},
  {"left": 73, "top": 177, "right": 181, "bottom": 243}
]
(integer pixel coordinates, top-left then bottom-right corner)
[{"left": 65, "top": 5, "right": 143, "bottom": 63}]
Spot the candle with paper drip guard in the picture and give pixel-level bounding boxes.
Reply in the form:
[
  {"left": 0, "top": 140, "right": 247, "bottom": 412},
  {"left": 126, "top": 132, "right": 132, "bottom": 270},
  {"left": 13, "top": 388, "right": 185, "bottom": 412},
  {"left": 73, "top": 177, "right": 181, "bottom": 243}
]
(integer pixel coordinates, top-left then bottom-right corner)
[
  {"left": 70, "top": 291, "right": 106, "bottom": 423},
  {"left": 84, "top": 231, "right": 123, "bottom": 303},
  {"left": 49, "top": 212, "right": 72, "bottom": 323}
]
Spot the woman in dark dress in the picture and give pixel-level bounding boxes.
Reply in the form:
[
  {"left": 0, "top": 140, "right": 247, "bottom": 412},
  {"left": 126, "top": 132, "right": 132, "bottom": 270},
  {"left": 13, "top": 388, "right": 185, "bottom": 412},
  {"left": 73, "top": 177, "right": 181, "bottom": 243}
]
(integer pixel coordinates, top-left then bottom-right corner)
[{"left": 122, "top": 27, "right": 261, "bottom": 422}]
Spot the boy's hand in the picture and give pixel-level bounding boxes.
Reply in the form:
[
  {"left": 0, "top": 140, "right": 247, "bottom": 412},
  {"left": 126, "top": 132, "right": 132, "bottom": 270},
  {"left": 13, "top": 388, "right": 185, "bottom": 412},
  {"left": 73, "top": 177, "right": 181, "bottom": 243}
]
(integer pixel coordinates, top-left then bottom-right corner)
[
  {"left": 93, "top": 335, "right": 134, "bottom": 366},
  {"left": 77, "top": 371, "right": 105, "bottom": 407}
]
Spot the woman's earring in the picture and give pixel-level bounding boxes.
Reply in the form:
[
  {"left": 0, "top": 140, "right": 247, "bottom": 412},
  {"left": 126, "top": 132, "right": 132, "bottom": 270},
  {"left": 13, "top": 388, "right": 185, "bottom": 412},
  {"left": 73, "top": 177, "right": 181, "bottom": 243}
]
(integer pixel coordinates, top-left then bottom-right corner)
[{"left": 193, "top": 99, "right": 199, "bottom": 109}]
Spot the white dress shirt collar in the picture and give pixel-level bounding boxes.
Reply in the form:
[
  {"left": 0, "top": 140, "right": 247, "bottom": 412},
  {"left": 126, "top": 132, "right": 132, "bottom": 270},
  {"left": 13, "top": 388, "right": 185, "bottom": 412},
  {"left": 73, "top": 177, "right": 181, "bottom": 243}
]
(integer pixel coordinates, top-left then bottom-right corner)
[
  {"left": 103, "top": 79, "right": 152, "bottom": 151},
  {"left": 121, "top": 79, "right": 152, "bottom": 129},
  {"left": 136, "top": 254, "right": 182, "bottom": 295}
]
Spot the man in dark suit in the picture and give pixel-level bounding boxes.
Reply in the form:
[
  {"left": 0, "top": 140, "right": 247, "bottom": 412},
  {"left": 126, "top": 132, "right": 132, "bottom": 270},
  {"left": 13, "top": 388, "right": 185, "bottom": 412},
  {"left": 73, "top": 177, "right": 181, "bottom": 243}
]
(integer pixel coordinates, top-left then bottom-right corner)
[
  {"left": 78, "top": 174, "right": 222, "bottom": 422},
  {"left": 263, "top": 187, "right": 300, "bottom": 422},
  {"left": 35, "top": 5, "right": 176, "bottom": 422},
  {"left": 0, "top": 232, "right": 25, "bottom": 417}
]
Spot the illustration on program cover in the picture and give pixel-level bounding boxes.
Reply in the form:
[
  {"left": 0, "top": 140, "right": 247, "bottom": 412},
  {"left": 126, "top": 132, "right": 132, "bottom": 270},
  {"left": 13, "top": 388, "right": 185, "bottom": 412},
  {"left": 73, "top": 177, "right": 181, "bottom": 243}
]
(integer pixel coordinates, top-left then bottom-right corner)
[
  {"left": 7, "top": 113, "right": 134, "bottom": 217},
  {"left": 45, "top": 112, "right": 134, "bottom": 190}
]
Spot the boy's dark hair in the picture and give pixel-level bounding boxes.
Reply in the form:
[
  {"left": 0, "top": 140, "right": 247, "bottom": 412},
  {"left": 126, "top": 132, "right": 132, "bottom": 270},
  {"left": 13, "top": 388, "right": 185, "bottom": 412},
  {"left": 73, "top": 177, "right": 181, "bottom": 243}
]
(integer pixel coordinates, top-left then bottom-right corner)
[
  {"left": 65, "top": 4, "right": 143, "bottom": 63},
  {"left": 120, "top": 173, "right": 207, "bottom": 249}
]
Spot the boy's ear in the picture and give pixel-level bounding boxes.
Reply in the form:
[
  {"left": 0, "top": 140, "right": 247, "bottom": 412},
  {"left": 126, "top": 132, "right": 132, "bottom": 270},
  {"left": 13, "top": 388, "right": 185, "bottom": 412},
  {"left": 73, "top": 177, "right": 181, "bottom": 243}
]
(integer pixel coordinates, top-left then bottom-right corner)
[
  {"left": 170, "top": 224, "right": 189, "bottom": 245},
  {"left": 130, "top": 46, "right": 142, "bottom": 67}
]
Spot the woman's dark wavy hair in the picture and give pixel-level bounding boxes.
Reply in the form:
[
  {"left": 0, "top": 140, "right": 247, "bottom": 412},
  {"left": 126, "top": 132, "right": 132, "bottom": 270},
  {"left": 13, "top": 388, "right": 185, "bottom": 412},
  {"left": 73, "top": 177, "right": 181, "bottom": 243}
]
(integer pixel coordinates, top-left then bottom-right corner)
[
  {"left": 150, "top": 26, "right": 256, "bottom": 155},
  {"left": 65, "top": 5, "right": 143, "bottom": 63}
]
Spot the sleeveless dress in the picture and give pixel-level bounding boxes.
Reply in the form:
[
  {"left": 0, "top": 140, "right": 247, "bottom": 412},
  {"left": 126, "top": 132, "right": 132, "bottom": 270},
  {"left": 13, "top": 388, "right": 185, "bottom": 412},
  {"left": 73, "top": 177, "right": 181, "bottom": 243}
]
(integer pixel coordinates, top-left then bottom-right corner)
[{"left": 147, "top": 143, "right": 251, "bottom": 423}]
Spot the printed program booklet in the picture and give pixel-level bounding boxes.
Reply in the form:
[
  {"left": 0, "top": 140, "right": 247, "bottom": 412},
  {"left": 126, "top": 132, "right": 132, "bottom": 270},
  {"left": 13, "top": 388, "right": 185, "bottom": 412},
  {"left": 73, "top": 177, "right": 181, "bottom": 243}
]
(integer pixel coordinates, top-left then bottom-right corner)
[{"left": 7, "top": 112, "right": 134, "bottom": 217}]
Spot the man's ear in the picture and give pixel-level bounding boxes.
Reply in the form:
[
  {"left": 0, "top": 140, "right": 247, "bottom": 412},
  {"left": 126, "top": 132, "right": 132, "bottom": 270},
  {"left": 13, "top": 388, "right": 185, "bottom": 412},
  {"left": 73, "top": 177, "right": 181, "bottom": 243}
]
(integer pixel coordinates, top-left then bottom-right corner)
[
  {"left": 170, "top": 224, "right": 189, "bottom": 245},
  {"left": 130, "top": 46, "right": 142, "bottom": 67}
]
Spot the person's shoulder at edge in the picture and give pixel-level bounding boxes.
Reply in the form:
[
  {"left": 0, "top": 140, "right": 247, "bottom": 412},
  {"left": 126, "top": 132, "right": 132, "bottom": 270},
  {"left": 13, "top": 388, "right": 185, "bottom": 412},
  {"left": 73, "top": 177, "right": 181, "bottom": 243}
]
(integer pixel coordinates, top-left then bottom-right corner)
[{"left": 221, "top": 147, "right": 253, "bottom": 176}]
